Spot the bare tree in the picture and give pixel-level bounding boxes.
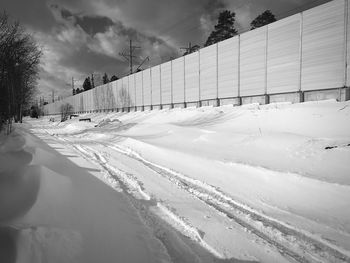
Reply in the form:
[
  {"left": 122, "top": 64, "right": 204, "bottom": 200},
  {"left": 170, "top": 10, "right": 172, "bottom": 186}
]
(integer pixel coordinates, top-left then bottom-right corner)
[
  {"left": 0, "top": 12, "right": 42, "bottom": 133},
  {"left": 60, "top": 103, "right": 73, "bottom": 122},
  {"left": 117, "top": 88, "right": 133, "bottom": 108}
]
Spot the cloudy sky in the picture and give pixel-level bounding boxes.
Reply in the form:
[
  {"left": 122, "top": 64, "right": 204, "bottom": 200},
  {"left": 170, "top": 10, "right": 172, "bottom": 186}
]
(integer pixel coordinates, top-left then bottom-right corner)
[{"left": 1, "top": 0, "right": 330, "bottom": 100}]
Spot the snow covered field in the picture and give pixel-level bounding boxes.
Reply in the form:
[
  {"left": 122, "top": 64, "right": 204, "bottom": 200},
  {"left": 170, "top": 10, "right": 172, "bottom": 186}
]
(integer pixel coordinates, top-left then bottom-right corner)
[{"left": 1, "top": 100, "right": 350, "bottom": 262}]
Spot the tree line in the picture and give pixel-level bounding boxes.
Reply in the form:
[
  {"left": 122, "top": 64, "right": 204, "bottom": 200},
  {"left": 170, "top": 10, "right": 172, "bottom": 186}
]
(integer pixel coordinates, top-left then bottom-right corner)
[
  {"left": 0, "top": 12, "right": 42, "bottom": 133},
  {"left": 73, "top": 73, "right": 119, "bottom": 95},
  {"left": 203, "top": 10, "right": 276, "bottom": 51}
]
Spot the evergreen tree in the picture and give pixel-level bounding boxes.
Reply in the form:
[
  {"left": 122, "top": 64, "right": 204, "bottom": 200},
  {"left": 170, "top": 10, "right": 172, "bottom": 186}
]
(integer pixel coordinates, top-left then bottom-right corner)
[
  {"left": 102, "top": 73, "right": 109, "bottom": 84},
  {"left": 204, "top": 10, "right": 237, "bottom": 47},
  {"left": 76, "top": 88, "right": 81, "bottom": 94},
  {"left": 73, "top": 88, "right": 76, "bottom": 95},
  {"left": 250, "top": 10, "right": 277, "bottom": 30},
  {"left": 83, "top": 77, "right": 92, "bottom": 91},
  {"left": 183, "top": 45, "right": 200, "bottom": 56},
  {"left": 110, "top": 75, "right": 119, "bottom": 81}
]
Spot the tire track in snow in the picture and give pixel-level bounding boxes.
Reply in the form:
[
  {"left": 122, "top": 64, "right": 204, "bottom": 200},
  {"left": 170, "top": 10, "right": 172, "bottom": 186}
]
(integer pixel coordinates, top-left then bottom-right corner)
[
  {"left": 50, "top": 133, "right": 350, "bottom": 263},
  {"left": 100, "top": 143, "right": 350, "bottom": 263},
  {"left": 53, "top": 137, "right": 226, "bottom": 262},
  {"left": 73, "top": 143, "right": 226, "bottom": 260}
]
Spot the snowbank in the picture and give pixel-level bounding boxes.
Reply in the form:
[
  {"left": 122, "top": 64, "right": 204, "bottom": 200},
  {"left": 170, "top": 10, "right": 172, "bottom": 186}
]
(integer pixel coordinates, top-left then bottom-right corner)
[{"left": 11, "top": 100, "right": 350, "bottom": 262}]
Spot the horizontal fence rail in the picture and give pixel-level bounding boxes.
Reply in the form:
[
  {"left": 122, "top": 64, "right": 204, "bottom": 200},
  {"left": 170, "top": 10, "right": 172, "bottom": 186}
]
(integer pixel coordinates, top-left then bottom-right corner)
[{"left": 44, "top": 0, "right": 350, "bottom": 115}]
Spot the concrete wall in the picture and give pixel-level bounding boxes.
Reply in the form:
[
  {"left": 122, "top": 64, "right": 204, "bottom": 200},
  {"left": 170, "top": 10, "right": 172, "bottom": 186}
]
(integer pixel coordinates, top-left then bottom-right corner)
[{"left": 44, "top": 0, "right": 349, "bottom": 115}]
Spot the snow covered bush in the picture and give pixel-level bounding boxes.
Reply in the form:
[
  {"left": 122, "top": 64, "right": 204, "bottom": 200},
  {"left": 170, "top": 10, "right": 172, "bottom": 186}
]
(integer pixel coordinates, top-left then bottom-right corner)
[{"left": 60, "top": 103, "right": 73, "bottom": 122}]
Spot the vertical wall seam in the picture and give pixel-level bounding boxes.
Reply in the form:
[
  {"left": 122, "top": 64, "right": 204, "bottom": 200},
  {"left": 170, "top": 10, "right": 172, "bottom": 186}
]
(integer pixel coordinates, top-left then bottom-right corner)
[
  {"left": 159, "top": 65, "right": 162, "bottom": 106},
  {"left": 265, "top": 25, "right": 268, "bottom": 95},
  {"left": 344, "top": 0, "right": 348, "bottom": 87},
  {"left": 238, "top": 35, "right": 241, "bottom": 98},
  {"left": 199, "top": 51, "right": 201, "bottom": 102},
  {"left": 141, "top": 71, "right": 144, "bottom": 107},
  {"left": 216, "top": 43, "right": 219, "bottom": 99},
  {"left": 134, "top": 74, "right": 136, "bottom": 106},
  {"left": 184, "top": 57, "right": 186, "bottom": 103},
  {"left": 299, "top": 12, "right": 304, "bottom": 92},
  {"left": 150, "top": 68, "right": 153, "bottom": 106},
  {"left": 171, "top": 60, "right": 173, "bottom": 105}
]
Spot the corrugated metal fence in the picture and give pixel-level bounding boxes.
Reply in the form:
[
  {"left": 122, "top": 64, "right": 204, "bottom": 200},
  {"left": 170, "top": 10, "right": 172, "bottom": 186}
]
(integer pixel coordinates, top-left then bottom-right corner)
[{"left": 44, "top": 0, "right": 350, "bottom": 115}]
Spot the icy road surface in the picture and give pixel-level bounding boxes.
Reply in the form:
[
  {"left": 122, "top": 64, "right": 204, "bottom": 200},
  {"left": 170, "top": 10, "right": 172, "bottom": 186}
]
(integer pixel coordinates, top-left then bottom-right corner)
[{"left": 2, "top": 100, "right": 350, "bottom": 263}]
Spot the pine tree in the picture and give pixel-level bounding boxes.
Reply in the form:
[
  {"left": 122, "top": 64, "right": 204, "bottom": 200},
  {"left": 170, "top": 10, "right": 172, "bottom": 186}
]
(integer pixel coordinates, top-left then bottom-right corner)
[
  {"left": 183, "top": 45, "right": 200, "bottom": 56},
  {"left": 250, "top": 10, "right": 277, "bottom": 30},
  {"left": 83, "top": 77, "right": 92, "bottom": 91},
  {"left": 102, "top": 73, "right": 109, "bottom": 84},
  {"left": 204, "top": 10, "right": 237, "bottom": 47},
  {"left": 110, "top": 75, "right": 119, "bottom": 81}
]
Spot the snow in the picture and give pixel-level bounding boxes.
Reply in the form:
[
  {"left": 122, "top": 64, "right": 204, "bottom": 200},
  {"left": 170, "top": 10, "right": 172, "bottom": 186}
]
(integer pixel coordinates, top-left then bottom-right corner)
[{"left": 1, "top": 100, "right": 350, "bottom": 262}]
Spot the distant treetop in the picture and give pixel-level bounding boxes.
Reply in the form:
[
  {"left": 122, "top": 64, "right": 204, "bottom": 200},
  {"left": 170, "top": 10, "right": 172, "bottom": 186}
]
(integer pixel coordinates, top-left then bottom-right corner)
[
  {"left": 110, "top": 75, "right": 119, "bottom": 81},
  {"left": 204, "top": 10, "right": 238, "bottom": 47},
  {"left": 250, "top": 10, "right": 277, "bottom": 30},
  {"left": 102, "top": 73, "right": 109, "bottom": 84}
]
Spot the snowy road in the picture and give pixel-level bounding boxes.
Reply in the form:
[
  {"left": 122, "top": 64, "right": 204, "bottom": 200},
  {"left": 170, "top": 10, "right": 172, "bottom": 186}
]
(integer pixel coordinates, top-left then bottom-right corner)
[{"left": 17, "top": 100, "right": 350, "bottom": 263}]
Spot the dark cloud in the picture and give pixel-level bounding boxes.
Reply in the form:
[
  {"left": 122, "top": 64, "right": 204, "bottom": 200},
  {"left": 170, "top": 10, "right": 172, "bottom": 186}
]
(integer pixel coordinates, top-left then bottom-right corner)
[
  {"left": 75, "top": 15, "right": 114, "bottom": 36},
  {"left": 60, "top": 46, "right": 125, "bottom": 76},
  {"left": 1, "top": 0, "right": 55, "bottom": 32},
  {"left": 203, "top": 0, "right": 226, "bottom": 20},
  {"left": 60, "top": 7, "right": 73, "bottom": 19},
  {"left": 51, "top": 4, "right": 115, "bottom": 36}
]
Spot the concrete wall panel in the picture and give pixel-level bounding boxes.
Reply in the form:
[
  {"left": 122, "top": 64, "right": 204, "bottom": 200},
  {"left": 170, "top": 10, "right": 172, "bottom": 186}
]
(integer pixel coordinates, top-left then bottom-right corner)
[
  {"left": 301, "top": 0, "right": 345, "bottom": 91},
  {"left": 161, "top": 61, "right": 172, "bottom": 104},
  {"left": 172, "top": 57, "right": 185, "bottom": 103},
  {"left": 185, "top": 52, "right": 200, "bottom": 102},
  {"left": 267, "top": 14, "right": 301, "bottom": 93},
  {"left": 143, "top": 69, "right": 152, "bottom": 106},
  {"left": 152, "top": 65, "right": 161, "bottom": 105},
  {"left": 200, "top": 44, "right": 217, "bottom": 100},
  {"left": 218, "top": 37, "right": 239, "bottom": 98},
  {"left": 135, "top": 72, "right": 143, "bottom": 106},
  {"left": 240, "top": 26, "right": 267, "bottom": 96},
  {"left": 128, "top": 75, "right": 136, "bottom": 107}
]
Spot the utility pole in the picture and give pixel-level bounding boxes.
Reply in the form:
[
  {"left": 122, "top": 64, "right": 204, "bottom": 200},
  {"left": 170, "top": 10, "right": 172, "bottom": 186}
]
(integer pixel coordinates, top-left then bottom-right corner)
[
  {"left": 52, "top": 90, "right": 54, "bottom": 103},
  {"left": 71, "top": 77, "right": 81, "bottom": 94},
  {"left": 91, "top": 73, "right": 95, "bottom": 88},
  {"left": 180, "top": 42, "right": 200, "bottom": 55},
  {"left": 119, "top": 39, "right": 141, "bottom": 74}
]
